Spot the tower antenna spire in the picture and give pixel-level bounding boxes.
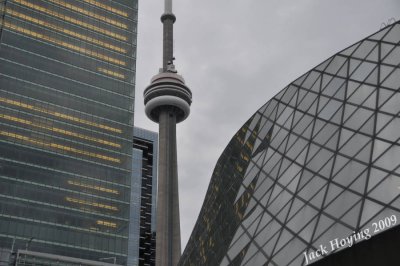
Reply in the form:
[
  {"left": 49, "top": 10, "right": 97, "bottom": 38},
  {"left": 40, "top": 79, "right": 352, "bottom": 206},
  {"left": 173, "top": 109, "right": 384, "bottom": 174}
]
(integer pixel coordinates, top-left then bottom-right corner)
[
  {"left": 144, "top": 0, "right": 193, "bottom": 265},
  {"left": 161, "top": 0, "right": 176, "bottom": 71},
  {"left": 165, "top": 0, "right": 172, "bottom": 13}
]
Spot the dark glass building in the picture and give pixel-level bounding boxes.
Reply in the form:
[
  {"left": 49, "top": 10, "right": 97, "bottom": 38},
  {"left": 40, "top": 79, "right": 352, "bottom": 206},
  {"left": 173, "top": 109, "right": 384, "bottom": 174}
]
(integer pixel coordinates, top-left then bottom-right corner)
[
  {"left": 129, "top": 127, "right": 158, "bottom": 266},
  {"left": 180, "top": 21, "right": 400, "bottom": 266},
  {"left": 0, "top": 0, "right": 137, "bottom": 264}
]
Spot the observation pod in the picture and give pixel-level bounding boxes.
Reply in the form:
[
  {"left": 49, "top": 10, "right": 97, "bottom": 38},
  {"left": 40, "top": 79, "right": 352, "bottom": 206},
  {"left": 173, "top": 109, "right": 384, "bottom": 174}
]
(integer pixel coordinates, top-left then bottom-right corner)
[{"left": 144, "top": 71, "right": 192, "bottom": 124}]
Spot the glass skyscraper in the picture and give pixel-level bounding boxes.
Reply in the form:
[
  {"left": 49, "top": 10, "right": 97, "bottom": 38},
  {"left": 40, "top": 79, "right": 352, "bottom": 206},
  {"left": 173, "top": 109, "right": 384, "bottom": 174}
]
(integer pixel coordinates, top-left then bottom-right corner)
[
  {"left": 180, "top": 21, "right": 400, "bottom": 266},
  {"left": 0, "top": 0, "right": 137, "bottom": 264},
  {"left": 129, "top": 127, "right": 158, "bottom": 266}
]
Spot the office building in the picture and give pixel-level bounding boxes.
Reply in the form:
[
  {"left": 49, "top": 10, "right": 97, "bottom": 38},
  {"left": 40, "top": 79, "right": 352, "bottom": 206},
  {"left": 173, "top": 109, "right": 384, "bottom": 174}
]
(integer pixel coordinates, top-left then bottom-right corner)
[
  {"left": 129, "top": 127, "right": 158, "bottom": 266},
  {"left": 180, "top": 21, "right": 400, "bottom": 266},
  {"left": 0, "top": 0, "right": 137, "bottom": 264}
]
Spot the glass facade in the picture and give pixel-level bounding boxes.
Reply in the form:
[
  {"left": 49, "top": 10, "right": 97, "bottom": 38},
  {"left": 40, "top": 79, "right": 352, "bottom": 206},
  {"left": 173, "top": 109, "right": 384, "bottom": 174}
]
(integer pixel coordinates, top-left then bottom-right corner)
[
  {"left": 129, "top": 147, "right": 143, "bottom": 266},
  {"left": 130, "top": 127, "right": 158, "bottom": 266},
  {"left": 180, "top": 21, "right": 400, "bottom": 266},
  {"left": 0, "top": 0, "right": 137, "bottom": 264},
  {"left": 15, "top": 250, "right": 119, "bottom": 266}
]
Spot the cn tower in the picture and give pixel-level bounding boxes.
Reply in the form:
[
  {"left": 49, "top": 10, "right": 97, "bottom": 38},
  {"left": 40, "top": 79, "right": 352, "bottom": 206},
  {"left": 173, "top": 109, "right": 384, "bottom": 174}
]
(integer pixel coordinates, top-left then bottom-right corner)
[{"left": 143, "top": 0, "right": 192, "bottom": 265}]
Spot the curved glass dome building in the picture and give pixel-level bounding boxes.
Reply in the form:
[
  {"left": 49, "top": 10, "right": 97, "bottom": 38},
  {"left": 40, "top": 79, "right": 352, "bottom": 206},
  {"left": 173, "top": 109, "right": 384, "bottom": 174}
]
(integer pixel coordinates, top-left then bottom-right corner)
[{"left": 180, "top": 21, "right": 400, "bottom": 266}]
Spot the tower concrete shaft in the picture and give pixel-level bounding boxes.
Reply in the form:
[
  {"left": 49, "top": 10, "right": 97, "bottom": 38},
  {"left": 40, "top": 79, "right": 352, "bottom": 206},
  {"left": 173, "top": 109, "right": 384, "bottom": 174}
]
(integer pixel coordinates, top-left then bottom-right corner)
[
  {"left": 156, "top": 108, "right": 181, "bottom": 266},
  {"left": 162, "top": 14, "right": 175, "bottom": 71},
  {"left": 143, "top": 0, "right": 192, "bottom": 265}
]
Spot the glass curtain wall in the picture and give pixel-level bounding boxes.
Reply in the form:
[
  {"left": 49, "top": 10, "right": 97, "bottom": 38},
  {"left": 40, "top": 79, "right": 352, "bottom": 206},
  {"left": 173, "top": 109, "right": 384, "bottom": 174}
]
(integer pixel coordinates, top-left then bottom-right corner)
[
  {"left": 0, "top": 0, "right": 137, "bottom": 264},
  {"left": 131, "top": 127, "right": 158, "bottom": 266}
]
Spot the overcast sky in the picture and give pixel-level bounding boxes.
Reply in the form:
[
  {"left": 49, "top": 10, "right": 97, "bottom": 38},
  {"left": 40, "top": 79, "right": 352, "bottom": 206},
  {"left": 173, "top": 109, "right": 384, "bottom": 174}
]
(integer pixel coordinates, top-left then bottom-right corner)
[{"left": 134, "top": 0, "right": 399, "bottom": 249}]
